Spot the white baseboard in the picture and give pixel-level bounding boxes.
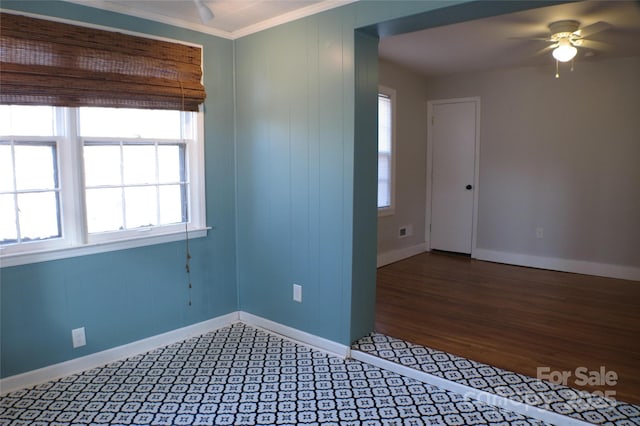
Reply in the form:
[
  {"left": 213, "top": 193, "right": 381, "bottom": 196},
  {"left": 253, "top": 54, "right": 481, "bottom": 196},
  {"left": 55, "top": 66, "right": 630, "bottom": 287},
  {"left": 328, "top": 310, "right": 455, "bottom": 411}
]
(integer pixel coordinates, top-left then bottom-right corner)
[
  {"left": 239, "top": 311, "right": 350, "bottom": 359},
  {"left": 1, "top": 311, "right": 350, "bottom": 395},
  {"left": 474, "top": 248, "right": 640, "bottom": 281},
  {"left": 377, "top": 243, "right": 428, "bottom": 267},
  {"left": 0, "top": 312, "right": 239, "bottom": 395},
  {"left": 351, "top": 350, "right": 593, "bottom": 426}
]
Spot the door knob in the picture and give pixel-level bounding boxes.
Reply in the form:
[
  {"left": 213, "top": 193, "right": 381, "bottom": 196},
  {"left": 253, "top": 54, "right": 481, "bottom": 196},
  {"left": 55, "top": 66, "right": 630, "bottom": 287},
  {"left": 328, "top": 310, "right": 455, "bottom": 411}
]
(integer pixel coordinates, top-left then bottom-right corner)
[{"left": 466, "top": 184, "right": 473, "bottom": 190}]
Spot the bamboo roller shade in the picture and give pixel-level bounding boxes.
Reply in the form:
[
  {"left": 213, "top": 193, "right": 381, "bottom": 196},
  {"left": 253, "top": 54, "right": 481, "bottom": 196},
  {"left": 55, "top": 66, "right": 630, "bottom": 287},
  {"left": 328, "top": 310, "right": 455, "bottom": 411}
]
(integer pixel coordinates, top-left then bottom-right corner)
[{"left": 0, "top": 12, "right": 207, "bottom": 111}]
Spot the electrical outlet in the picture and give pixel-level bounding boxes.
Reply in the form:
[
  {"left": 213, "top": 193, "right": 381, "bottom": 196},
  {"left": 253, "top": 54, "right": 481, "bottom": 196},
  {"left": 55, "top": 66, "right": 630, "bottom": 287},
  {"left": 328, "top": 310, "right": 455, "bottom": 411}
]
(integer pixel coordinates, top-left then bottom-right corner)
[
  {"left": 536, "top": 227, "right": 544, "bottom": 239},
  {"left": 293, "top": 284, "right": 302, "bottom": 303},
  {"left": 72, "top": 327, "right": 86, "bottom": 348}
]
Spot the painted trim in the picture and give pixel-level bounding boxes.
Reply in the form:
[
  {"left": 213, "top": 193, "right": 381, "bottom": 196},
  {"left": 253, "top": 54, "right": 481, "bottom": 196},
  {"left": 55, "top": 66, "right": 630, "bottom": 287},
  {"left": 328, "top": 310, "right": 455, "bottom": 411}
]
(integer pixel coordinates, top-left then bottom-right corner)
[
  {"left": 474, "top": 248, "right": 640, "bottom": 282},
  {"left": 425, "top": 97, "right": 480, "bottom": 256},
  {"left": 0, "top": 312, "right": 239, "bottom": 395},
  {"left": 377, "top": 243, "right": 427, "bottom": 268},
  {"left": 351, "top": 350, "right": 593, "bottom": 426},
  {"left": 239, "top": 312, "right": 350, "bottom": 359},
  {"left": 0, "top": 228, "right": 209, "bottom": 268}
]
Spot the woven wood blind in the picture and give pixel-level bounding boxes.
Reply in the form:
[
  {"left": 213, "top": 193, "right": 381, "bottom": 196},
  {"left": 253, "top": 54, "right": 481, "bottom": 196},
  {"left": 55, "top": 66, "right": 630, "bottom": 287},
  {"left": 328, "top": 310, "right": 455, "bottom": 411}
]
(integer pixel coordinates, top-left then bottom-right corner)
[{"left": 0, "top": 12, "right": 206, "bottom": 111}]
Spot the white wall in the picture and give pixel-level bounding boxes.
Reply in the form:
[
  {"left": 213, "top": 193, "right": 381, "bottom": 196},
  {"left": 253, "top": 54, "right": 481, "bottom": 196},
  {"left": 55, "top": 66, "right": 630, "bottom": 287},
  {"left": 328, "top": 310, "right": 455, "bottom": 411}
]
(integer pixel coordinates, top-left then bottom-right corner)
[
  {"left": 377, "top": 59, "right": 429, "bottom": 265},
  {"left": 381, "top": 56, "right": 640, "bottom": 279}
]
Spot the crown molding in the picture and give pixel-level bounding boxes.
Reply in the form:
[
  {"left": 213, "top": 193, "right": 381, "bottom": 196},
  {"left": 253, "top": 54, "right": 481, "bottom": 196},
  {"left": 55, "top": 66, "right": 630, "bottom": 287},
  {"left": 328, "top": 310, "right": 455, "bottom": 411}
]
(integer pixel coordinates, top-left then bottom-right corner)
[
  {"left": 64, "top": 0, "right": 357, "bottom": 40},
  {"left": 64, "top": 0, "right": 233, "bottom": 38},
  {"left": 230, "top": 0, "right": 357, "bottom": 39}
]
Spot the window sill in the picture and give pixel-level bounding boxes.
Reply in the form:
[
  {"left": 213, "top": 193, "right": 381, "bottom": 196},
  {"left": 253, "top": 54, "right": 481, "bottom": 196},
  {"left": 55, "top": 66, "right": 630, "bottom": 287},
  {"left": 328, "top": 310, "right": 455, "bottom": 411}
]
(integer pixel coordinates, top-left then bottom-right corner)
[
  {"left": 378, "top": 207, "right": 395, "bottom": 217},
  {"left": 0, "top": 227, "right": 210, "bottom": 268}
]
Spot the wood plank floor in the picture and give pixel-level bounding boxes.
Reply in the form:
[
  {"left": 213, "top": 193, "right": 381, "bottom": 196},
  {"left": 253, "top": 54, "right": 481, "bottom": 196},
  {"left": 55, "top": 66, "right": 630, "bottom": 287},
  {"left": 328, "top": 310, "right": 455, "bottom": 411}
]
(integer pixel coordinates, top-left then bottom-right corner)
[{"left": 375, "top": 251, "right": 640, "bottom": 405}]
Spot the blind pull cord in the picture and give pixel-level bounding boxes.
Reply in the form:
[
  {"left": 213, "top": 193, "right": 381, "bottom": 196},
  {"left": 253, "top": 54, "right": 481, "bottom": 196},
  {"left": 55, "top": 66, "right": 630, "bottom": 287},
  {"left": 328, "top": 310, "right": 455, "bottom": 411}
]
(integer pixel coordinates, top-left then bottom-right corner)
[{"left": 180, "top": 80, "right": 193, "bottom": 307}]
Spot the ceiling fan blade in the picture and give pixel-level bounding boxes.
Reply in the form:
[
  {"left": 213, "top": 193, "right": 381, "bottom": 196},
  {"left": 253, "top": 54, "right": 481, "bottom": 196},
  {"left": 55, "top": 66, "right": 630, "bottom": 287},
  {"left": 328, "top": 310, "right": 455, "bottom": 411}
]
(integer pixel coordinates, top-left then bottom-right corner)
[
  {"left": 508, "top": 36, "right": 551, "bottom": 41},
  {"left": 579, "top": 39, "right": 611, "bottom": 51},
  {"left": 534, "top": 45, "right": 554, "bottom": 56},
  {"left": 194, "top": 0, "right": 214, "bottom": 23},
  {"left": 576, "top": 21, "right": 612, "bottom": 38}
]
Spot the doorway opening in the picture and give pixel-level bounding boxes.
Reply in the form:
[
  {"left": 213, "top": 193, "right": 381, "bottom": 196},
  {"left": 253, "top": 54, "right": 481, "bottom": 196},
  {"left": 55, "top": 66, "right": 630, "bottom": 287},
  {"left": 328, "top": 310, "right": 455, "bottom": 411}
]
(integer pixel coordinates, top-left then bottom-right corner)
[{"left": 366, "top": 0, "right": 640, "bottom": 408}]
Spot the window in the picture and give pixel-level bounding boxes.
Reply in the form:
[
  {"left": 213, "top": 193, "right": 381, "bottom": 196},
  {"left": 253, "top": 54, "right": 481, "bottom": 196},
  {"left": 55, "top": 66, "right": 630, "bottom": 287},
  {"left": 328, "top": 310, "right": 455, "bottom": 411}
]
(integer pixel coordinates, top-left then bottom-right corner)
[
  {"left": 0, "top": 106, "right": 62, "bottom": 249},
  {"left": 378, "top": 86, "right": 396, "bottom": 215},
  {"left": 0, "top": 141, "right": 61, "bottom": 245},
  {"left": 83, "top": 140, "right": 186, "bottom": 234},
  {"left": 0, "top": 105, "right": 206, "bottom": 266},
  {"left": 79, "top": 108, "right": 192, "bottom": 239},
  {"left": 0, "top": 13, "right": 208, "bottom": 266}
]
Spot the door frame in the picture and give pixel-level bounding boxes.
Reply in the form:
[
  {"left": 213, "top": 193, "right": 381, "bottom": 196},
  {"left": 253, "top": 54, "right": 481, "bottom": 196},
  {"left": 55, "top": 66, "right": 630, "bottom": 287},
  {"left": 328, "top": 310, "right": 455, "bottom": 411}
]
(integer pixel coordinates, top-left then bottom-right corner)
[{"left": 425, "top": 97, "right": 481, "bottom": 257}]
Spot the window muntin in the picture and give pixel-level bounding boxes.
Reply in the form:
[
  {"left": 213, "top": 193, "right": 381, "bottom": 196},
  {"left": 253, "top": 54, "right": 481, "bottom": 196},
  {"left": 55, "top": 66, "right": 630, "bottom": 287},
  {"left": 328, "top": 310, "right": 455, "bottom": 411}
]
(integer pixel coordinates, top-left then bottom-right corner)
[
  {"left": 0, "top": 105, "right": 205, "bottom": 263},
  {"left": 378, "top": 87, "right": 396, "bottom": 215}
]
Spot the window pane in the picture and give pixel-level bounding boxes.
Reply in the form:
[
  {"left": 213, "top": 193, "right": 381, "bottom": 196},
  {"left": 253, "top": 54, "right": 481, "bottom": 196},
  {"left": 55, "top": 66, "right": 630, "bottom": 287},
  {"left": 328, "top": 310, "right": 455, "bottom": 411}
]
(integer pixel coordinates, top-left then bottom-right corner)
[
  {"left": 123, "top": 145, "right": 156, "bottom": 185},
  {"left": 79, "top": 108, "right": 182, "bottom": 139},
  {"left": 378, "top": 92, "right": 393, "bottom": 210},
  {"left": 17, "top": 192, "right": 60, "bottom": 241},
  {"left": 158, "top": 145, "right": 182, "bottom": 183},
  {"left": 14, "top": 144, "right": 57, "bottom": 191},
  {"left": 125, "top": 186, "right": 157, "bottom": 228},
  {"left": 378, "top": 182, "right": 390, "bottom": 208},
  {"left": 379, "top": 131, "right": 391, "bottom": 154},
  {"left": 84, "top": 145, "right": 121, "bottom": 187},
  {"left": 0, "top": 105, "right": 55, "bottom": 136},
  {"left": 378, "top": 154, "right": 390, "bottom": 181},
  {"left": 0, "top": 194, "right": 17, "bottom": 244},
  {"left": 0, "top": 107, "right": 9, "bottom": 136},
  {"left": 159, "top": 185, "right": 184, "bottom": 224},
  {"left": 86, "top": 188, "right": 124, "bottom": 233},
  {"left": 378, "top": 95, "right": 392, "bottom": 153},
  {"left": 0, "top": 144, "right": 14, "bottom": 192}
]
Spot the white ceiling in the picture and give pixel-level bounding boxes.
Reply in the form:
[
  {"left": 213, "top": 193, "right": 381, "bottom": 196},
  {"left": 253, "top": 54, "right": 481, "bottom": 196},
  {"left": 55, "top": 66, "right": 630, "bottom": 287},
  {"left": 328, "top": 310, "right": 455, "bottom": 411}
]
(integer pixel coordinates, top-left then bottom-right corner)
[
  {"left": 68, "top": 0, "right": 355, "bottom": 39},
  {"left": 68, "top": 1, "right": 640, "bottom": 73},
  {"left": 379, "top": 0, "right": 640, "bottom": 77}
]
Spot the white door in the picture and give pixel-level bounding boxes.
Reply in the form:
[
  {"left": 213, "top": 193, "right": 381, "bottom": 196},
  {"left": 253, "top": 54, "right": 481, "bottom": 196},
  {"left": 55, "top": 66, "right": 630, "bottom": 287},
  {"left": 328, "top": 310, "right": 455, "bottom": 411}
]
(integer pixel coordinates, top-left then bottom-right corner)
[{"left": 428, "top": 99, "right": 478, "bottom": 254}]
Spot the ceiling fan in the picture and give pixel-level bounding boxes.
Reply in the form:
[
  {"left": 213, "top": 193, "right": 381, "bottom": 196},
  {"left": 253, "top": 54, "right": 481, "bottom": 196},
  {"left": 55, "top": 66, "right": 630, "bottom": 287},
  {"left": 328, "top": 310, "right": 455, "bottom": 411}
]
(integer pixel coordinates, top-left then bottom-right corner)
[
  {"left": 194, "top": 0, "right": 214, "bottom": 23},
  {"left": 519, "top": 20, "right": 612, "bottom": 77}
]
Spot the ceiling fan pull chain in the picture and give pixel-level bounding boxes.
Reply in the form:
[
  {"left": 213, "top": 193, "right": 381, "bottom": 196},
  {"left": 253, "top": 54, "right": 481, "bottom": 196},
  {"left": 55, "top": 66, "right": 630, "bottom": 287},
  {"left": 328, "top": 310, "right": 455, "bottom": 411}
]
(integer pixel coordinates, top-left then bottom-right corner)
[
  {"left": 555, "top": 60, "right": 560, "bottom": 78},
  {"left": 571, "top": 59, "right": 574, "bottom": 72}
]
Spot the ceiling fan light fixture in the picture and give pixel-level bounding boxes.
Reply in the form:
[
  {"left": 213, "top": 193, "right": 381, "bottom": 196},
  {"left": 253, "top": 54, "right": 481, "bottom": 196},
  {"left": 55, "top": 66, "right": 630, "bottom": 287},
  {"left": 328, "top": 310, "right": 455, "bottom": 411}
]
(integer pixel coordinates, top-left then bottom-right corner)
[
  {"left": 552, "top": 38, "right": 577, "bottom": 62},
  {"left": 194, "top": 0, "right": 214, "bottom": 23}
]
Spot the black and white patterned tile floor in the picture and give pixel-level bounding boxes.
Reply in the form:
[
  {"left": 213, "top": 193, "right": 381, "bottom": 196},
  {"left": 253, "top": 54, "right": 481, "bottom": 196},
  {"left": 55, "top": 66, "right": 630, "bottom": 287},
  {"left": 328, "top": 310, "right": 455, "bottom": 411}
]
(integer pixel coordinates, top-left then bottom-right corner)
[
  {"left": 351, "top": 333, "right": 640, "bottom": 426},
  {"left": 0, "top": 323, "right": 551, "bottom": 426}
]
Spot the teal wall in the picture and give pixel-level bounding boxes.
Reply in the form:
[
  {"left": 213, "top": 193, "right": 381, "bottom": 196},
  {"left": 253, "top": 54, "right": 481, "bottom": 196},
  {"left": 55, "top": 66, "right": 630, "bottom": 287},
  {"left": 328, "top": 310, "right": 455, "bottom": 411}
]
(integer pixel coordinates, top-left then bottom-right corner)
[
  {"left": 0, "top": 1, "right": 237, "bottom": 377},
  {"left": 233, "top": 1, "right": 473, "bottom": 345},
  {"left": 235, "top": 10, "right": 358, "bottom": 344},
  {"left": 2, "top": 0, "right": 539, "bottom": 377},
  {"left": 351, "top": 31, "right": 380, "bottom": 341}
]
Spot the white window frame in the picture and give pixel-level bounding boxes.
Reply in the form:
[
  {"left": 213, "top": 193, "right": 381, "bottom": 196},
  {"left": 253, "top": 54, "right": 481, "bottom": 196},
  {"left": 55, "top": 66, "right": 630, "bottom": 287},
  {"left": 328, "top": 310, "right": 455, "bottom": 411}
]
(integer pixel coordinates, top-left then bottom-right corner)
[
  {"left": 378, "top": 85, "right": 396, "bottom": 217},
  {"left": 0, "top": 135, "right": 66, "bottom": 251},
  {"left": 0, "top": 107, "right": 208, "bottom": 268}
]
